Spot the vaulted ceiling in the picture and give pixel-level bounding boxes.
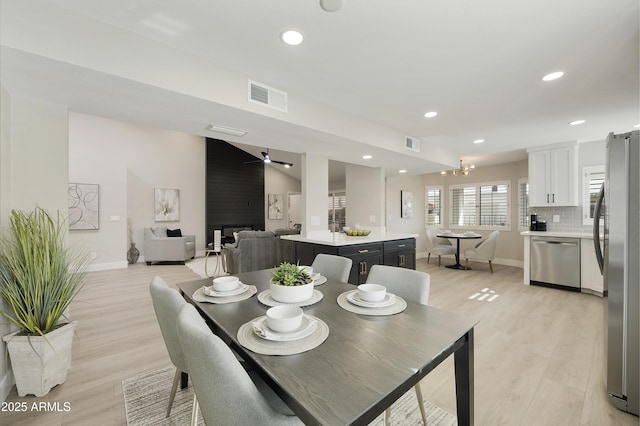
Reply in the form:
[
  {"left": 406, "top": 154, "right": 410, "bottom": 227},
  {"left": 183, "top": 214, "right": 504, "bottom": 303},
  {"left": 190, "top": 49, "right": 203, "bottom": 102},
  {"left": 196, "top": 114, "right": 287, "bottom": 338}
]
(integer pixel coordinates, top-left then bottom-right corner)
[{"left": 1, "top": 0, "right": 638, "bottom": 179}]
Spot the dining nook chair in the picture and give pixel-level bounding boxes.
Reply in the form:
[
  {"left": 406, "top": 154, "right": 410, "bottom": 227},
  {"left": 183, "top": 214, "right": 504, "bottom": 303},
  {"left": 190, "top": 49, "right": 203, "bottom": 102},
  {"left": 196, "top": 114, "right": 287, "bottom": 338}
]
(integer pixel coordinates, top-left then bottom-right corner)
[
  {"left": 311, "top": 253, "right": 353, "bottom": 283},
  {"left": 426, "top": 226, "right": 457, "bottom": 266},
  {"left": 176, "top": 303, "right": 303, "bottom": 425},
  {"left": 365, "top": 264, "right": 431, "bottom": 425},
  {"left": 464, "top": 230, "right": 500, "bottom": 273},
  {"left": 149, "top": 276, "right": 198, "bottom": 426}
]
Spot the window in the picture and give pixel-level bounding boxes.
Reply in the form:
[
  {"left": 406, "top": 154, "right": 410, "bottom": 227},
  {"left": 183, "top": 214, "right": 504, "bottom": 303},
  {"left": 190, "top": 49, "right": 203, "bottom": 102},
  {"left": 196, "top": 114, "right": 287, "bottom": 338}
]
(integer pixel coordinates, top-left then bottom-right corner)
[
  {"left": 425, "top": 186, "right": 443, "bottom": 226},
  {"left": 328, "top": 191, "right": 346, "bottom": 232},
  {"left": 518, "top": 178, "right": 529, "bottom": 230},
  {"left": 582, "top": 165, "right": 605, "bottom": 225},
  {"left": 450, "top": 181, "right": 510, "bottom": 230}
]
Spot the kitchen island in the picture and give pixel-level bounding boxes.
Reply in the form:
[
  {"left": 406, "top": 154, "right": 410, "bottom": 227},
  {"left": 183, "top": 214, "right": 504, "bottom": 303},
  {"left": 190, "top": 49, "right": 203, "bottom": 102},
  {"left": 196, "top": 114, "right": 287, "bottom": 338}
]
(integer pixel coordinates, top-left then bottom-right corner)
[{"left": 281, "top": 232, "right": 418, "bottom": 285}]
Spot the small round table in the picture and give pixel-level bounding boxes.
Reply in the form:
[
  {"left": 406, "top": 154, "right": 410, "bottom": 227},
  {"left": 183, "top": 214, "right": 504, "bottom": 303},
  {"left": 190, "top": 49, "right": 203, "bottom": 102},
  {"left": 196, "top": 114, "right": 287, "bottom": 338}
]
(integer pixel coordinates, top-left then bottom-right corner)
[
  {"left": 436, "top": 233, "right": 482, "bottom": 270},
  {"left": 204, "top": 248, "right": 225, "bottom": 277}
]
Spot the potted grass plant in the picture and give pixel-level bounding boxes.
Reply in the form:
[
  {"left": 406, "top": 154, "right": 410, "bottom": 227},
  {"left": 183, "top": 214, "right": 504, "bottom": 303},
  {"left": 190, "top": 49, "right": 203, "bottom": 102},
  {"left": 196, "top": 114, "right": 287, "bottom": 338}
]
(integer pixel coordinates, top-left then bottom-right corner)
[
  {"left": 0, "top": 207, "right": 89, "bottom": 397},
  {"left": 269, "top": 262, "right": 314, "bottom": 303}
]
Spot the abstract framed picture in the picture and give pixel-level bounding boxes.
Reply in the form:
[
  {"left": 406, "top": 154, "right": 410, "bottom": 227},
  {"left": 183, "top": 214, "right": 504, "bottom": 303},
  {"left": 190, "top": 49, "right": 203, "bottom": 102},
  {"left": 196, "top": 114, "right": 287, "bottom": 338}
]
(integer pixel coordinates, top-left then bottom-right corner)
[
  {"left": 401, "top": 190, "right": 413, "bottom": 218},
  {"left": 155, "top": 188, "right": 180, "bottom": 222},
  {"left": 268, "top": 193, "right": 284, "bottom": 219},
  {"left": 68, "top": 183, "right": 99, "bottom": 230}
]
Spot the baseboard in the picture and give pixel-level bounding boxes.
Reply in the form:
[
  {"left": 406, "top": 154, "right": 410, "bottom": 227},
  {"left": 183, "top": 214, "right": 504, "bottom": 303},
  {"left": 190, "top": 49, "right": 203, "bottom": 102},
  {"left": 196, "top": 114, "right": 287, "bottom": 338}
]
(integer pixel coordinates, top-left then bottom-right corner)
[
  {"left": 85, "top": 261, "right": 129, "bottom": 272},
  {"left": 0, "top": 370, "right": 14, "bottom": 402},
  {"left": 417, "top": 252, "right": 523, "bottom": 269}
]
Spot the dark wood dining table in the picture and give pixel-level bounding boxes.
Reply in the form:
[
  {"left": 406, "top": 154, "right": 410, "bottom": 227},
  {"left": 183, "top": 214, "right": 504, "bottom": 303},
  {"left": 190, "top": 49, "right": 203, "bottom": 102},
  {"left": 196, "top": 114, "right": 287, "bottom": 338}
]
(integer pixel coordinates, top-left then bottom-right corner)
[
  {"left": 177, "top": 268, "right": 478, "bottom": 425},
  {"left": 437, "top": 232, "right": 482, "bottom": 270}
]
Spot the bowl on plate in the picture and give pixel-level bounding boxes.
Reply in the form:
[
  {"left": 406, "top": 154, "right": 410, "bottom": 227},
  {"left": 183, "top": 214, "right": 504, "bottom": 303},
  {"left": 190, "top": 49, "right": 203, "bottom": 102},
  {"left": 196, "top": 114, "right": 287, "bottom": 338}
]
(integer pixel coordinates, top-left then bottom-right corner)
[
  {"left": 299, "top": 265, "right": 313, "bottom": 276},
  {"left": 357, "top": 284, "right": 387, "bottom": 302},
  {"left": 266, "top": 305, "right": 303, "bottom": 333},
  {"left": 212, "top": 276, "right": 240, "bottom": 292}
]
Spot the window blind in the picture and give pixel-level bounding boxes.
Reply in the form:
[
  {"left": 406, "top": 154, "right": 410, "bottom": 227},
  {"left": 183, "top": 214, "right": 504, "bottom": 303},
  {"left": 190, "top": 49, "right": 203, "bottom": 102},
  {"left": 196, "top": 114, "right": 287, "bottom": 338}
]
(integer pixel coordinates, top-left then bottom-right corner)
[
  {"left": 451, "top": 187, "right": 476, "bottom": 226},
  {"left": 519, "top": 180, "right": 529, "bottom": 229},
  {"left": 426, "top": 188, "right": 442, "bottom": 225},
  {"left": 480, "top": 184, "right": 508, "bottom": 226}
]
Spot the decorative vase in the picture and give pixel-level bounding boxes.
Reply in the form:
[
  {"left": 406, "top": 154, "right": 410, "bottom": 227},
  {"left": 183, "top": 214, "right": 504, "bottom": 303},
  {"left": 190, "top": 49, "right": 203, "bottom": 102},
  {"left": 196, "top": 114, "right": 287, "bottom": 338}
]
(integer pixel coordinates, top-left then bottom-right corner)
[
  {"left": 127, "top": 243, "right": 140, "bottom": 264},
  {"left": 3, "top": 322, "right": 77, "bottom": 397}
]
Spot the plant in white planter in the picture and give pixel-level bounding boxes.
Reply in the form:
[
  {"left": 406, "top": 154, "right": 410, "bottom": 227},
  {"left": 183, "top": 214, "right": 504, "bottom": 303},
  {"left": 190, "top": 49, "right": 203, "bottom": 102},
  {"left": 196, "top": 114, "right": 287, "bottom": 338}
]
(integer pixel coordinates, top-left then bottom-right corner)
[
  {"left": 0, "top": 207, "right": 89, "bottom": 397},
  {"left": 269, "top": 262, "right": 314, "bottom": 303}
]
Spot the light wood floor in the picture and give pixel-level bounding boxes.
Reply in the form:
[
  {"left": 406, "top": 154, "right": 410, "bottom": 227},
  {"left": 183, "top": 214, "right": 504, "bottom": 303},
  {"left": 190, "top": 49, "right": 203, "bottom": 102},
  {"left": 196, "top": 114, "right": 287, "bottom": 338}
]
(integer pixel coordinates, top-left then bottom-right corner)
[{"left": 1, "top": 259, "right": 637, "bottom": 425}]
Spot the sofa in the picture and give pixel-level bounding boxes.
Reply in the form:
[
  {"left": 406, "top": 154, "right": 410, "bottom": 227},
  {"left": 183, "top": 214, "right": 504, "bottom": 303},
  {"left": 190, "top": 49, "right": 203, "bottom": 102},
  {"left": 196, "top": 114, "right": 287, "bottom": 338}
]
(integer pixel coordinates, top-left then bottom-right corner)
[
  {"left": 144, "top": 227, "right": 196, "bottom": 264},
  {"left": 223, "top": 230, "right": 297, "bottom": 274}
]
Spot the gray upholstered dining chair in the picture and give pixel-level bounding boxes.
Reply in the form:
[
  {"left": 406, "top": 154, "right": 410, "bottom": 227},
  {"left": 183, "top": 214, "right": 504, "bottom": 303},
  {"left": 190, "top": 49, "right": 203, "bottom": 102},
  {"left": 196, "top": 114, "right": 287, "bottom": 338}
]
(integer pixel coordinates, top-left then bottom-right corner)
[
  {"left": 464, "top": 230, "right": 500, "bottom": 273},
  {"left": 365, "top": 264, "right": 431, "bottom": 425},
  {"left": 176, "top": 303, "right": 303, "bottom": 426},
  {"left": 149, "top": 276, "right": 198, "bottom": 426},
  {"left": 426, "top": 226, "right": 457, "bottom": 266},
  {"left": 311, "top": 253, "right": 353, "bottom": 283}
]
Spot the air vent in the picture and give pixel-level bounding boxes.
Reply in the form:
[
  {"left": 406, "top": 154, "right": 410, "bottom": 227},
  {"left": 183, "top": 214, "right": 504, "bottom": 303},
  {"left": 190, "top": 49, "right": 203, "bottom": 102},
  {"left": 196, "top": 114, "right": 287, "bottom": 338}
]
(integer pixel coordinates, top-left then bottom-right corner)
[
  {"left": 248, "top": 80, "right": 288, "bottom": 113},
  {"left": 405, "top": 136, "right": 421, "bottom": 152}
]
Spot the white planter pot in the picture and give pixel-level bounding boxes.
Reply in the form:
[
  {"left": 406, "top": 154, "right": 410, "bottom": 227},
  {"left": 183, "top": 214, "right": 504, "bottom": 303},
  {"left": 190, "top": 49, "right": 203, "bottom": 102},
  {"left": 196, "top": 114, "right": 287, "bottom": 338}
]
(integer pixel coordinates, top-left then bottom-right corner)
[
  {"left": 2, "top": 321, "right": 77, "bottom": 397},
  {"left": 269, "top": 282, "right": 314, "bottom": 303}
]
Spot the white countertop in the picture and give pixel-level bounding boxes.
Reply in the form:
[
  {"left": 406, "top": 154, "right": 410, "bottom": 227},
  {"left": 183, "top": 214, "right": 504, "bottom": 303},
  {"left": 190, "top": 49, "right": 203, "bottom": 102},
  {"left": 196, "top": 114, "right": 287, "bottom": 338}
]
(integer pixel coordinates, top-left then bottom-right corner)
[
  {"left": 520, "top": 231, "right": 601, "bottom": 239},
  {"left": 280, "top": 232, "right": 418, "bottom": 247}
]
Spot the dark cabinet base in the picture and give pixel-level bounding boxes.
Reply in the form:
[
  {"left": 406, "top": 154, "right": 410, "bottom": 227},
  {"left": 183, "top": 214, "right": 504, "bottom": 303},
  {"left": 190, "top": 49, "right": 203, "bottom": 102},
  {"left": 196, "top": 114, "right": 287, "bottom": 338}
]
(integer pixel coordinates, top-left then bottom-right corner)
[{"left": 293, "top": 238, "right": 416, "bottom": 285}]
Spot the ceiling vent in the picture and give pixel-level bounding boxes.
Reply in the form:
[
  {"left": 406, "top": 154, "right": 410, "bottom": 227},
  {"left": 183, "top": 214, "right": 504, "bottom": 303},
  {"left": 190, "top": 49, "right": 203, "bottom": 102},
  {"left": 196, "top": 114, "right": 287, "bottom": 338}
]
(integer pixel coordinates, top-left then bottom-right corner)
[
  {"left": 405, "top": 136, "right": 421, "bottom": 152},
  {"left": 248, "top": 80, "right": 288, "bottom": 113}
]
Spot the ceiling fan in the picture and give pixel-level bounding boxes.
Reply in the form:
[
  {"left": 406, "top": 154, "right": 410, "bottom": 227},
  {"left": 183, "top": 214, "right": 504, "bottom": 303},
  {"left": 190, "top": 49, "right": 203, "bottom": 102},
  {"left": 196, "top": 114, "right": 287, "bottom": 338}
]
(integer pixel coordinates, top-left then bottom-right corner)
[{"left": 244, "top": 148, "right": 293, "bottom": 168}]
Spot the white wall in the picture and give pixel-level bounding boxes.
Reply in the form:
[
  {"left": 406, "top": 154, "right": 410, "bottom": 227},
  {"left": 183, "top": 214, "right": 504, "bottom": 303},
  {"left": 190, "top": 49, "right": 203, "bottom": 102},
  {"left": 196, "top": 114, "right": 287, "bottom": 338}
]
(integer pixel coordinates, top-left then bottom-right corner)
[
  {"left": 385, "top": 174, "right": 427, "bottom": 253},
  {"left": 264, "top": 166, "right": 301, "bottom": 231},
  {"left": 68, "top": 112, "right": 206, "bottom": 268},
  {"left": 0, "top": 92, "right": 70, "bottom": 402},
  {"left": 345, "top": 164, "right": 385, "bottom": 232}
]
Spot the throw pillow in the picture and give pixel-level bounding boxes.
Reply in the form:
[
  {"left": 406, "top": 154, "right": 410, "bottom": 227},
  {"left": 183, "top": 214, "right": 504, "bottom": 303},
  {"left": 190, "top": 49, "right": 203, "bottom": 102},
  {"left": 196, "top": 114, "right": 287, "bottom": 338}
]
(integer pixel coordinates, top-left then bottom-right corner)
[
  {"left": 150, "top": 226, "right": 168, "bottom": 238},
  {"left": 167, "top": 228, "right": 182, "bottom": 237}
]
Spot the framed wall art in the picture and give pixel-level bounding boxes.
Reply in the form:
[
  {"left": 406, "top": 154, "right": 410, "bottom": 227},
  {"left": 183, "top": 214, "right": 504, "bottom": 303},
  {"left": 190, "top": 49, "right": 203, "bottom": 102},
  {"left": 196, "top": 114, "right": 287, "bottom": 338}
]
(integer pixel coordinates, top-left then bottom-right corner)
[
  {"left": 155, "top": 188, "right": 180, "bottom": 222},
  {"left": 401, "top": 190, "right": 413, "bottom": 218},
  {"left": 68, "top": 183, "right": 100, "bottom": 230},
  {"left": 268, "top": 193, "right": 284, "bottom": 219}
]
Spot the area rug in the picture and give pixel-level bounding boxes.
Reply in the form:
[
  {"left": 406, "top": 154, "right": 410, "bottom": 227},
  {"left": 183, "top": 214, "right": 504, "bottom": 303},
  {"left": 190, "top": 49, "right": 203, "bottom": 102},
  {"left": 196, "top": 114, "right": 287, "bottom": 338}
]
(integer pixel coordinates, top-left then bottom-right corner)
[
  {"left": 123, "top": 366, "right": 457, "bottom": 426},
  {"left": 185, "top": 257, "right": 221, "bottom": 279}
]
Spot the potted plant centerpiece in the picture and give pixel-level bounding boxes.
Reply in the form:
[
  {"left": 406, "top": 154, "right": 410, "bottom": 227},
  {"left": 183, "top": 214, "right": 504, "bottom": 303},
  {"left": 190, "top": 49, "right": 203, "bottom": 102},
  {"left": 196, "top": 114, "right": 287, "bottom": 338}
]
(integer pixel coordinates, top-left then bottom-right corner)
[
  {"left": 0, "top": 207, "right": 89, "bottom": 397},
  {"left": 269, "top": 262, "right": 314, "bottom": 303}
]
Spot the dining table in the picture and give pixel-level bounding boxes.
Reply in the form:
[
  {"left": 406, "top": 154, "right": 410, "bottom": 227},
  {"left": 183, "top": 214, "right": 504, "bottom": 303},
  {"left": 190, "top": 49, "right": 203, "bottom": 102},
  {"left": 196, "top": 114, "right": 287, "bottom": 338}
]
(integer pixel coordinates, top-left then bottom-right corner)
[
  {"left": 436, "top": 232, "right": 482, "bottom": 270},
  {"left": 177, "top": 268, "right": 478, "bottom": 425}
]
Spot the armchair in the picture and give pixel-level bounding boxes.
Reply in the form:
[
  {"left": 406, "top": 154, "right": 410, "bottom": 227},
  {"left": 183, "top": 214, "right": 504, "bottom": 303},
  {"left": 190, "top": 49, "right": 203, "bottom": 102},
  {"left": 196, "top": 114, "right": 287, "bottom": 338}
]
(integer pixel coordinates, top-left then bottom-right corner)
[{"left": 144, "top": 227, "right": 196, "bottom": 265}]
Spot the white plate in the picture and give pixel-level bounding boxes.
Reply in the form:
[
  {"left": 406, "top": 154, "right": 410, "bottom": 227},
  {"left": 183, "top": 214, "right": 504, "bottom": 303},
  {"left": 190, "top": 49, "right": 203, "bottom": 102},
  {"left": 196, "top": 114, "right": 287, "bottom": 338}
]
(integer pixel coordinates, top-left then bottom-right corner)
[
  {"left": 313, "top": 275, "right": 327, "bottom": 286},
  {"left": 251, "top": 315, "right": 317, "bottom": 341},
  {"left": 346, "top": 291, "right": 396, "bottom": 308},
  {"left": 202, "top": 282, "right": 249, "bottom": 297}
]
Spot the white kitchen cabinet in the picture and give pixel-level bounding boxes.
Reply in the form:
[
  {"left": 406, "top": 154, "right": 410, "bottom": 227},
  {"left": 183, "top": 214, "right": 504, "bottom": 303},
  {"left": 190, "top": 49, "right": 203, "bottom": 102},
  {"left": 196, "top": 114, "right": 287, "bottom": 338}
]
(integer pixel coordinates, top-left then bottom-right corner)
[
  {"left": 581, "top": 238, "right": 604, "bottom": 296},
  {"left": 528, "top": 143, "right": 579, "bottom": 207}
]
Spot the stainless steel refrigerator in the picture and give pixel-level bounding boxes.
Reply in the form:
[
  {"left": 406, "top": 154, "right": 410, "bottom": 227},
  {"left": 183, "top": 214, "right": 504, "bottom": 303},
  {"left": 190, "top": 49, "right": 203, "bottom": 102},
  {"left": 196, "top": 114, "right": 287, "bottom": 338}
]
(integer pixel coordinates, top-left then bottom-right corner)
[{"left": 594, "top": 130, "right": 639, "bottom": 416}]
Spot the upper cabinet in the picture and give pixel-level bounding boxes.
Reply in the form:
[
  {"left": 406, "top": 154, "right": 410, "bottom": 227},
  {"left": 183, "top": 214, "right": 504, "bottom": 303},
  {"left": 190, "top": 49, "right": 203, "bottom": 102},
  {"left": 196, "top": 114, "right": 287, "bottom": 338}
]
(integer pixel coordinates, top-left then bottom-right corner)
[{"left": 527, "top": 142, "right": 579, "bottom": 207}]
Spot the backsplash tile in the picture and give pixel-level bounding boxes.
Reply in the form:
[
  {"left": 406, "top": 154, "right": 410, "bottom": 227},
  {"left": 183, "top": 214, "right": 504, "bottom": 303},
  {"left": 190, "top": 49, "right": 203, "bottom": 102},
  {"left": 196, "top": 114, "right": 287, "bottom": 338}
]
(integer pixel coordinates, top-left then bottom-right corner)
[{"left": 529, "top": 206, "right": 592, "bottom": 233}]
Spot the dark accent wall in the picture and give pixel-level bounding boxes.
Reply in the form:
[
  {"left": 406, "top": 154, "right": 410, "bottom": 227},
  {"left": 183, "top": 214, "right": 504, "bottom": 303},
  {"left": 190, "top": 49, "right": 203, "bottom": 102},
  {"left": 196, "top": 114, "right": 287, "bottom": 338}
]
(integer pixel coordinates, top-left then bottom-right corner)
[{"left": 206, "top": 139, "right": 265, "bottom": 245}]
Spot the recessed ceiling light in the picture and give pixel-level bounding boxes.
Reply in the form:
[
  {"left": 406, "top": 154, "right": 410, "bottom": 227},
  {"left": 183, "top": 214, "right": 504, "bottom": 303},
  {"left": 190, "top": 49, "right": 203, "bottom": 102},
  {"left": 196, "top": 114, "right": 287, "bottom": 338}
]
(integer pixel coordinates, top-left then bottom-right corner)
[
  {"left": 281, "top": 30, "right": 304, "bottom": 46},
  {"left": 399, "top": 169, "right": 407, "bottom": 174},
  {"left": 569, "top": 119, "right": 586, "bottom": 126},
  {"left": 542, "top": 71, "right": 564, "bottom": 81},
  {"left": 634, "top": 124, "right": 640, "bottom": 128},
  {"left": 473, "top": 139, "right": 485, "bottom": 144},
  {"left": 424, "top": 111, "right": 438, "bottom": 118},
  {"left": 362, "top": 155, "right": 372, "bottom": 160}
]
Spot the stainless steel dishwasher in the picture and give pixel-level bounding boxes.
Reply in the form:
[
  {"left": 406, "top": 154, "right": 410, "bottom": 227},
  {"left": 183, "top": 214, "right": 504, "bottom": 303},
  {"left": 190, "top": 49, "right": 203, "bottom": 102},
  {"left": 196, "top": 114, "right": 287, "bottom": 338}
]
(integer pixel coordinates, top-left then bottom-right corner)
[{"left": 530, "top": 236, "right": 581, "bottom": 290}]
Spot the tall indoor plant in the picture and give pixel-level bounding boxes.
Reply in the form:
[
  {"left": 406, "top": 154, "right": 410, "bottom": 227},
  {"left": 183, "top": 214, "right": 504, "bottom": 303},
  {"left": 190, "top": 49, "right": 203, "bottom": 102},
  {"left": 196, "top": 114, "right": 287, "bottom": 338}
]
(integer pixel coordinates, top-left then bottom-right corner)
[{"left": 0, "top": 207, "right": 89, "bottom": 396}]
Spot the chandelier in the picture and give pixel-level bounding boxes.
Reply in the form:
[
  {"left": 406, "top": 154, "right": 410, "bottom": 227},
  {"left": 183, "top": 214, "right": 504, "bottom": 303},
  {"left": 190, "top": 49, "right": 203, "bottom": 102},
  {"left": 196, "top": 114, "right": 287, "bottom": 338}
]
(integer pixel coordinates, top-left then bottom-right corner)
[{"left": 440, "top": 160, "right": 475, "bottom": 176}]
